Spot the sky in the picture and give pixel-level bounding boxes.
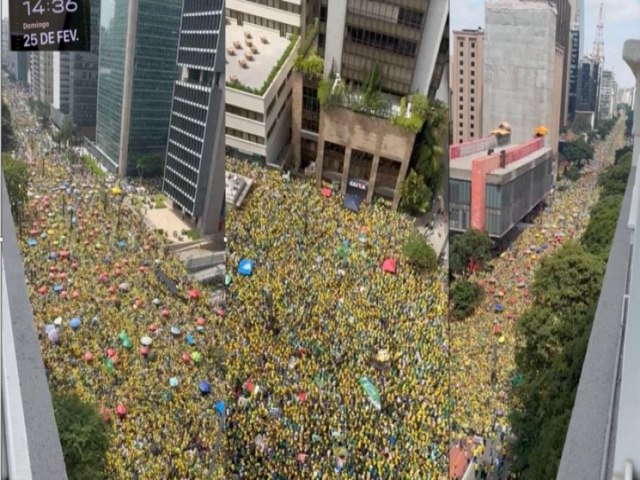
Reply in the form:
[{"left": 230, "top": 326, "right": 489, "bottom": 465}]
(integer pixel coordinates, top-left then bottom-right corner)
[{"left": 451, "top": 0, "right": 639, "bottom": 88}]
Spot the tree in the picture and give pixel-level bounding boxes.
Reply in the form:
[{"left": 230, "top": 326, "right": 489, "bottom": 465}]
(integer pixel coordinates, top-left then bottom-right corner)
[
  {"left": 134, "top": 153, "right": 165, "bottom": 178},
  {"left": 449, "top": 229, "right": 493, "bottom": 277},
  {"left": 530, "top": 241, "right": 605, "bottom": 320},
  {"left": 2, "top": 98, "right": 15, "bottom": 153},
  {"left": 581, "top": 194, "right": 623, "bottom": 256},
  {"left": 399, "top": 169, "right": 432, "bottom": 216},
  {"left": 402, "top": 231, "right": 438, "bottom": 271},
  {"left": 598, "top": 151, "right": 632, "bottom": 197},
  {"left": 562, "top": 137, "right": 594, "bottom": 170},
  {"left": 54, "top": 117, "right": 77, "bottom": 145},
  {"left": 450, "top": 280, "right": 482, "bottom": 319},
  {"left": 2, "top": 154, "right": 29, "bottom": 221},
  {"left": 53, "top": 394, "right": 110, "bottom": 480}
]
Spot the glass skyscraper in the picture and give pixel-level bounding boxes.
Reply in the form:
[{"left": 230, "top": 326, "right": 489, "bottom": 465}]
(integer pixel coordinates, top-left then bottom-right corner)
[
  {"left": 163, "top": 0, "right": 225, "bottom": 236},
  {"left": 95, "top": 0, "right": 182, "bottom": 175}
]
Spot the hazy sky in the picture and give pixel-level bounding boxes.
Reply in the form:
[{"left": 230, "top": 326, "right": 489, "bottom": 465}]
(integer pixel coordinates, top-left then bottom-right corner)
[{"left": 451, "top": 0, "right": 639, "bottom": 88}]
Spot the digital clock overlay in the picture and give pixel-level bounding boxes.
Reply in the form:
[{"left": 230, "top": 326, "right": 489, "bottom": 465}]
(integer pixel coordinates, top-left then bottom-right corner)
[{"left": 9, "top": 0, "right": 90, "bottom": 51}]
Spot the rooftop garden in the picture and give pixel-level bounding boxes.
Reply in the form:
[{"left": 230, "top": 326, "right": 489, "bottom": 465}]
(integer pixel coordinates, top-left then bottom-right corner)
[
  {"left": 317, "top": 66, "right": 439, "bottom": 134},
  {"left": 293, "top": 19, "right": 323, "bottom": 79},
  {"left": 226, "top": 33, "right": 299, "bottom": 96}
]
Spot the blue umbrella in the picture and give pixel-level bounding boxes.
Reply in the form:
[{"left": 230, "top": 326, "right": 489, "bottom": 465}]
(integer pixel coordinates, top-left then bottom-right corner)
[
  {"left": 495, "top": 304, "right": 504, "bottom": 313},
  {"left": 45, "top": 324, "right": 57, "bottom": 335},
  {"left": 54, "top": 284, "right": 64, "bottom": 292},
  {"left": 186, "top": 333, "right": 196, "bottom": 346},
  {"left": 28, "top": 238, "right": 37, "bottom": 247},
  {"left": 169, "top": 377, "right": 179, "bottom": 388},
  {"left": 69, "top": 318, "right": 81, "bottom": 330},
  {"left": 117, "top": 240, "right": 126, "bottom": 248},
  {"left": 199, "top": 380, "right": 211, "bottom": 395},
  {"left": 238, "top": 259, "right": 254, "bottom": 276},
  {"left": 215, "top": 401, "right": 225, "bottom": 416},
  {"left": 49, "top": 252, "right": 59, "bottom": 260}
]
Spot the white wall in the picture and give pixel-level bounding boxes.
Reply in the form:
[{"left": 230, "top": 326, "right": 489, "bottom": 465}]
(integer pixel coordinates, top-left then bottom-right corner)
[
  {"left": 411, "top": 0, "right": 449, "bottom": 94},
  {"left": 323, "top": 0, "right": 347, "bottom": 77}
]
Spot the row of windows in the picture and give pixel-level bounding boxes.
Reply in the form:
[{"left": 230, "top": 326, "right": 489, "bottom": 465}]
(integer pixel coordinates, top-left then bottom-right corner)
[
  {"left": 458, "top": 40, "right": 477, "bottom": 48},
  {"left": 183, "top": 0, "right": 223, "bottom": 14},
  {"left": 345, "top": 26, "right": 418, "bottom": 57},
  {"left": 173, "top": 97, "right": 208, "bottom": 123},
  {"left": 226, "top": 104, "right": 264, "bottom": 122},
  {"left": 180, "top": 31, "right": 219, "bottom": 50},
  {"left": 181, "top": 13, "right": 221, "bottom": 31},
  {"left": 178, "top": 49, "right": 216, "bottom": 70},
  {"left": 175, "top": 84, "right": 210, "bottom": 108},
  {"left": 244, "top": 0, "right": 301, "bottom": 14},
  {"left": 170, "top": 127, "right": 204, "bottom": 155},
  {"left": 226, "top": 127, "right": 265, "bottom": 145},
  {"left": 168, "top": 142, "right": 201, "bottom": 172},
  {"left": 164, "top": 180, "right": 195, "bottom": 213},
  {"left": 459, "top": 60, "right": 476, "bottom": 67},
  {"left": 171, "top": 113, "right": 206, "bottom": 139},
  {"left": 165, "top": 159, "right": 198, "bottom": 186}
]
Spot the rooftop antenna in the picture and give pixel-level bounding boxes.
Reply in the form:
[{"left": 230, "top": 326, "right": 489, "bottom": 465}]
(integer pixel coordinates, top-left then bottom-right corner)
[{"left": 592, "top": 1, "right": 605, "bottom": 65}]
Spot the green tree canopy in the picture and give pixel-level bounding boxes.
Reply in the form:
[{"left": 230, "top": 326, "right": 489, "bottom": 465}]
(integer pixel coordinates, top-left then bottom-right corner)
[
  {"left": 450, "top": 280, "right": 482, "bottom": 319},
  {"left": 402, "top": 231, "right": 438, "bottom": 271},
  {"left": 2, "top": 154, "right": 29, "bottom": 220},
  {"left": 530, "top": 241, "right": 605, "bottom": 320},
  {"left": 399, "top": 169, "right": 432, "bottom": 216},
  {"left": 135, "top": 153, "right": 165, "bottom": 178},
  {"left": 598, "top": 151, "right": 632, "bottom": 197},
  {"left": 54, "top": 117, "right": 77, "bottom": 145},
  {"left": 53, "top": 394, "right": 110, "bottom": 480},
  {"left": 563, "top": 137, "right": 594, "bottom": 169},
  {"left": 581, "top": 194, "right": 623, "bottom": 256},
  {"left": 449, "top": 229, "right": 493, "bottom": 277}
]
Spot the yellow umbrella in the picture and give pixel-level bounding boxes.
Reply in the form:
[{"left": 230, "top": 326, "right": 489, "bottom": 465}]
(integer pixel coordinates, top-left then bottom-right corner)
[
  {"left": 111, "top": 186, "right": 122, "bottom": 195},
  {"left": 535, "top": 125, "right": 548, "bottom": 136}
]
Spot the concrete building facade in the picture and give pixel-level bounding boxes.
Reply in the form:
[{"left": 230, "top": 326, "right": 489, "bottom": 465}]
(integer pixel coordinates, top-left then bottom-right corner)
[
  {"left": 315, "top": 106, "right": 417, "bottom": 210},
  {"left": 568, "top": 27, "right": 580, "bottom": 121},
  {"left": 451, "top": 28, "right": 484, "bottom": 144},
  {"left": 576, "top": 55, "right": 602, "bottom": 119},
  {"left": 483, "top": 0, "right": 557, "bottom": 152},
  {"left": 598, "top": 70, "right": 617, "bottom": 121},
  {"left": 163, "top": 0, "right": 226, "bottom": 236},
  {"left": 450, "top": 134, "right": 554, "bottom": 237},
  {"left": 95, "top": 0, "right": 182, "bottom": 176},
  {"left": 224, "top": 17, "right": 300, "bottom": 167}
]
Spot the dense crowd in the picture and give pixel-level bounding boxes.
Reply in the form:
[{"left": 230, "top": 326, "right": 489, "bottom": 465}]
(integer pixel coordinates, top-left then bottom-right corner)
[
  {"left": 9, "top": 83, "right": 451, "bottom": 478},
  {"left": 449, "top": 122, "right": 625, "bottom": 474},
  {"left": 11, "top": 90, "right": 227, "bottom": 478},
  {"left": 223, "top": 159, "right": 449, "bottom": 478}
]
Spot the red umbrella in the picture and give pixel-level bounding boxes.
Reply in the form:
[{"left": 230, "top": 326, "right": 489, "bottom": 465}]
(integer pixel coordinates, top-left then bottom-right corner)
[
  {"left": 84, "top": 351, "right": 94, "bottom": 362},
  {"left": 140, "top": 346, "right": 149, "bottom": 356},
  {"left": 182, "top": 352, "right": 191, "bottom": 363},
  {"left": 245, "top": 379, "right": 255, "bottom": 393},
  {"left": 107, "top": 348, "right": 116, "bottom": 358},
  {"left": 321, "top": 187, "right": 332, "bottom": 198},
  {"left": 381, "top": 258, "right": 397, "bottom": 274},
  {"left": 161, "top": 309, "right": 170, "bottom": 318},
  {"left": 297, "top": 391, "right": 307, "bottom": 403},
  {"left": 116, "top": 404, "right": 127, "bottom": 418},
  {"left": 60, "top": 250, "right": 69, "bottom": 259},
  {"left": 72, "top": 291, "right": 80, "bottom": 299},
  {"left": 189, "top": 289, "right": 201, "bottom": 300},
  {"left": 196, "top": 317, "right": 206, "bottom": 326},
  {"left": 148, "top": 324, "right": 158, "bottom": 333}
]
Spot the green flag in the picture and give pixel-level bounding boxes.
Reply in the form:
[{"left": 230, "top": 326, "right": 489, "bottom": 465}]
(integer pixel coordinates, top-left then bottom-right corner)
[{"left": 359, "top": 376, "right": 381, "bottom": 410}]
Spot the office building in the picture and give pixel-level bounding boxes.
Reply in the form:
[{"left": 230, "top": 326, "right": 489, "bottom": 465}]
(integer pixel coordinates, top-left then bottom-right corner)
[
  {"left": 554, "top": 0, "right": 572, "bottom": 129},
  {"left": 29, "top": 52, "right": 54, "bottom": 105},
  {"left": 51, "top": 53, "right": 71, "bottom": 126},
  {"left": 598, "top": 69, "right": 617, "bottom": 121},
  {"left": 224, "top": 0, "right": 318, "bottom": 168},
  {"left": 450, "top": 128, "right": 554, "bottom": 237},
  {"left": 94, "top": 0, "right": 182, "bottom": 176},
  {"left": 311, "top": 0, "right": 448, "bottom": 209},
  {"left": 3, "top": 19, "right": 29, "bottom": 84},
  {"left": 451, "top": 28, "right": 485, "bottom": 144},
  {"left": 483, "top": 0, "right": 558, "bottom": 153},
  {"left": 576, "top": 55, "right": 602, "bottom": 117},
  {"left": 617, "top": 86, "right": 635, "bottom": 107},
  {"left": 163, "top": 0, "right": 226, "bottom": 236},
  {"left": 568, "top": 27, "right": 580, "bottom": 121}
]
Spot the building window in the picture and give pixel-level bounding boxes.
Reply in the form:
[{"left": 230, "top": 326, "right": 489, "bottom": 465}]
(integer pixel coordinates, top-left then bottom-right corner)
[
  {"left": 459, "top": 113, "right": 463, "bottom": 119},
  {"left": 459, "top": 96, "right": 463, "bottom": 102},
  {"left": 460, "top": 60, "right": 463, "bottom": 66},
  {"left": 471, "top": 42, "right": 475, "bottom": 48},
  {"left": 471, "top": 79, "right": 475, "bottom": 85},
  {"left": 471, "top": 52, "right": 475, "bottom": 58},
  {"left": 459, "top": 87, "right": 463, "bottom": 93},
  {"left": 470, "top": 114, "right": 474, "bottom": 120},
  {"left": 459, "top": 41, "right": 464, "bottom": 47},
  {"left": 471, "top": 61, "right": 475, "bottom": 67},
  {"left": 470, "top": 123, "right": 474, "bottom": 129},
  {"left": 471, "top": 70, "right": 475, "bottom": 77},
  {"left": 470, "top": 132, "right": 474, "bottom": 137},
  {"left": 459, "top": 70, "right": 463, "bottom": 75},
  {"left": 459, "top": 122, "right": 463, "bottom": 127},
  {"left": 471, "top": 106, "right": 475, "bottom": 111},
  {"left": 470, "top": 97, "right": 474, "bottom": 103},
  {"left": 471, "top": 88, "right": 475, "bottom": 94}
]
